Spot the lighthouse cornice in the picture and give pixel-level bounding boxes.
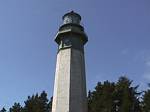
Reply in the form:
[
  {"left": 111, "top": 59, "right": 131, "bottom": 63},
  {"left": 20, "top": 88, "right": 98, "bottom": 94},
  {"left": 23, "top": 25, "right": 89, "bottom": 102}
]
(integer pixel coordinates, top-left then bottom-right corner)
[
  {"left": 55, "top": 27, "right": 88, "bottom": 45},
  {"left": 59, "top": 23, "right": 84, "bottom": 32}
]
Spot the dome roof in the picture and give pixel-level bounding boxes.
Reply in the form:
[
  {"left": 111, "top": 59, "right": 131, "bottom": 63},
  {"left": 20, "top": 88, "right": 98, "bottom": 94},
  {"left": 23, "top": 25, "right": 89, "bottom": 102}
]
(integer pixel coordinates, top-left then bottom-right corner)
[{"left": 62, "top": 11, "right": 81, "bottom": 20}]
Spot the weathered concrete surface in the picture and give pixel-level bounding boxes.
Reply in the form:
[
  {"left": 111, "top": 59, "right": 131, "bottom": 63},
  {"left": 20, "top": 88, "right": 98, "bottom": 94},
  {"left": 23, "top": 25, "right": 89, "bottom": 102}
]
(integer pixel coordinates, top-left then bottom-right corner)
[
  {"left": 70, "top": 48, "right": 87, "bottom": 112},
  {"left": 52, "top": 49, "right": 71, "bottom": 112},
  {"left": 52, "top": 48, "right": 87, "bottom": 112}
]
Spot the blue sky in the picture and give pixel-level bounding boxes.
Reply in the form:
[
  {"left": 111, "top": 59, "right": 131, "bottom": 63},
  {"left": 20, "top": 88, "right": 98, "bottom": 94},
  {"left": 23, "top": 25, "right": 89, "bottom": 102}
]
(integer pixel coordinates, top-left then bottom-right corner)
[{"left": 0, "top": 0, "right": 150, "bottom": 109}]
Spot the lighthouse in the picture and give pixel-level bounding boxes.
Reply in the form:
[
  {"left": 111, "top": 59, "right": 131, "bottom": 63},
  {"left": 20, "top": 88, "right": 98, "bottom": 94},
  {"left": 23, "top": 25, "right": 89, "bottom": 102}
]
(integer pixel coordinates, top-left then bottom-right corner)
[{"left": 52, "top": 11, "right": 88, "bottom": 112}]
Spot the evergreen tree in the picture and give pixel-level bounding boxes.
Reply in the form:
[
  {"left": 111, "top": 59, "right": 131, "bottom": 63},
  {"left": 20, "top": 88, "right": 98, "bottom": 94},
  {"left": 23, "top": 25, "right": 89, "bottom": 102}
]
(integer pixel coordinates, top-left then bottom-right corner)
[
  {"left": 0, "top": 107, "right": 6, "bottom": 112},
  {"left": 24, "top": 94, "right": 39, "bottom": 112},
  {"left": 47, "top": 97, "right": 53, "bottom": 112},
  {"left": 9, "top": 103, "right": 22, "bottom": 112},
  {"left": 143, "top": 84, "right": 150, "bottom": 112},
  {"left": 24, "top": 91, "right": 49, "bottom": 112},
  {"left": 88, "top": 91, "right": 92, "bottom": 112},
  {"left": 88, "top": 76, "right": 142, "bottom": 112},
  {"left": 115, "top": 76, "right": 141, "bottom": 112},
  {"left": 39, "top": 91, "right": 49, "bottom": 112},
  {"left": 88, "top": 81, "right": 116, "bottom": 112}
]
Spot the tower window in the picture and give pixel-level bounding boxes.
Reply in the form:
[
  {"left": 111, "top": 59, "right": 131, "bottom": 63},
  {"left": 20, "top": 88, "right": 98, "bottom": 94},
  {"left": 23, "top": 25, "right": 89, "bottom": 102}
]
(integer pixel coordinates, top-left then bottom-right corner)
[{"left": 63, "top": 38, "right": 71, "bottom": 47}]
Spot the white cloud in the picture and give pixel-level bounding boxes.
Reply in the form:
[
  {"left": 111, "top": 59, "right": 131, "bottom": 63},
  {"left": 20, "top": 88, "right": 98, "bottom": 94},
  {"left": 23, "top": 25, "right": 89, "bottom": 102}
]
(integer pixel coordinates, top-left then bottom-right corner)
[
  {"left": 145, "top": 59, "right": 150, "bottom": 67},
  {"left": 121, "top": 49, "right": 129, "bottom": 55},
  {"left": 143, "top": 72, "right": 150, "bottom": 80},
  {"left": 146, "top": 61, "right": 150, "bottom": 67},
  {"left": 142, "top": 52, "right": 150, "bottom": 81},
  {"left": 134, "top": 50, "right": 150, "bottom": 81}
]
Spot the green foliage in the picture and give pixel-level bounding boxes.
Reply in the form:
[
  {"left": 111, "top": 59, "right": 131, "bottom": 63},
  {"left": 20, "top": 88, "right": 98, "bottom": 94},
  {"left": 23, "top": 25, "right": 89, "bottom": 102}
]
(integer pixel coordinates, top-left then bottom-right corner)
[
  {"left": 0, "top": 108, "right": 6, "bottom": 112},
  {"left": 142, "top": 84, "right": 150, "bottom": 112},
  {"left": 88, "top": 81, "right": 116, "bottom": 112},
  {"left": 0, "top": 91, "right": 52, "bottom": 112},
  {"left": 47, "top": 97, "right": 53, "bottom": 112},
  {"left": 9, "top": 103, "right": 22, "bottom": 112},
  {"left": 88, "top": 76, "right": 142, "bottom": 112},
  {"left": 115, "top": 76, "right": 141, "bottom": 112},
  {"left": 1, "top": 76, "right": 150, "bottom": 112},
  {"left": 24, "top": 91, "right": 50, "bottom": 112}
]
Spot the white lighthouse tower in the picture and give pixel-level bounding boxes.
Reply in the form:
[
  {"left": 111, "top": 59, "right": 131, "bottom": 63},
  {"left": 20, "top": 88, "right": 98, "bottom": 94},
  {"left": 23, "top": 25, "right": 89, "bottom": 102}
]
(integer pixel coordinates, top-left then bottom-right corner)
[{"left": 52, "top": 11, "right": 88, "bottom": 112}]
